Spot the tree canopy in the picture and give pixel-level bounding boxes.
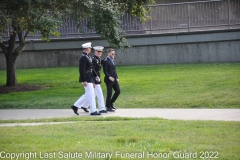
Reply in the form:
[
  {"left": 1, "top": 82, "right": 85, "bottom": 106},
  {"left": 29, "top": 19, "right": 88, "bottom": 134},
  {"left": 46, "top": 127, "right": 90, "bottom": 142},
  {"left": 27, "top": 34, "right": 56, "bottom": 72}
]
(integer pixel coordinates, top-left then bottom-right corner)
[
  {"left": 0, "top": 0, "right": 154, "bottom": 86},
  {"left": 0, "top": 0, "right": 154, "bottom": 48}
]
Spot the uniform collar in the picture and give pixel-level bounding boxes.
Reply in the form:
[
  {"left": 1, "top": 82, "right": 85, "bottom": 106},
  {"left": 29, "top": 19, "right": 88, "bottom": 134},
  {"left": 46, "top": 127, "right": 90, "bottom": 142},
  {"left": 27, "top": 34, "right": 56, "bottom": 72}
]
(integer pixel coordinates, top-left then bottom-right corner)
[
  {"left": 83, "top": 52, "right": 88, "bottom": 55},
  {"left": 94, "top": 55, "right": 100, "bottom": 59}
]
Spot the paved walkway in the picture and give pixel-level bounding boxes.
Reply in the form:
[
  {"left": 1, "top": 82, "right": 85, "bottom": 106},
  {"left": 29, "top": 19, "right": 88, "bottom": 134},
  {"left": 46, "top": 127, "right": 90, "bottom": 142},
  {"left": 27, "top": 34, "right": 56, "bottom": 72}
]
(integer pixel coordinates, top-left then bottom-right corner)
[{"left": 0, "top": 109, "right": 239, "bottom": 126}]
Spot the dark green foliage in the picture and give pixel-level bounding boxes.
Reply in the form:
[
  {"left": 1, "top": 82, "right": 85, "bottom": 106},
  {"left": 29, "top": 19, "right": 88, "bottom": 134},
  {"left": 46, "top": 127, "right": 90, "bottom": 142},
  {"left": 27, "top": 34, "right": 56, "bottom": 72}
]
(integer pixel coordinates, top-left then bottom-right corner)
[{"left": 0, "top": 0, "right": 154, "bottom": 86}]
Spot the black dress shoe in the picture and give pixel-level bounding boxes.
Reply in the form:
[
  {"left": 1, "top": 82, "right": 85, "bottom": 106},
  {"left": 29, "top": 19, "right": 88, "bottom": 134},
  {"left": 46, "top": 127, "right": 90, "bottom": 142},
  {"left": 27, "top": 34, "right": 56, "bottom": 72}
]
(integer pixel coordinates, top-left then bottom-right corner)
[
  {"left": 71, "top": 105, "right": 79, "bottom": 115},
  {"left": 107, "top": 108, "right": 115, "bottom": 112},
  {"left": 90, "top": 111, "right": 101, "bottom": 116},
  {"left": 111, "top": 105, "right": 117, "bottom": 110},
  {"left": 81, "top": 107, "right": 89, "bottom": 112},
  {"left": 99, "top": 110, "right": 108, "bottom": 113}
]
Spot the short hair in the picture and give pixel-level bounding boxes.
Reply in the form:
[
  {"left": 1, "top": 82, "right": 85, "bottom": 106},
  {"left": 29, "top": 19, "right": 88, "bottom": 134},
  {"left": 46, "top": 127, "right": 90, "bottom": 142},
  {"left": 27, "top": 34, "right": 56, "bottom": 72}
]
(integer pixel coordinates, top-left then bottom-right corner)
[{"left": 107, "top": 48, "right": 115, "bottom": 53}]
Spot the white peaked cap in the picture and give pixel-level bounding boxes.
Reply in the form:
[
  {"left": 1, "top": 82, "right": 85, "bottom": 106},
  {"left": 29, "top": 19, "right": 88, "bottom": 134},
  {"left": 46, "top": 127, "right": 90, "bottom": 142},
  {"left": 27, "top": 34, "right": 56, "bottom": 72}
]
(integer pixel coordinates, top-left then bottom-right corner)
[
  {"left": 82, "top": 42, "right": 92, "bottom": 48},
  {"left": 93, "top": 46, "right": 104, "bottom": 51}
]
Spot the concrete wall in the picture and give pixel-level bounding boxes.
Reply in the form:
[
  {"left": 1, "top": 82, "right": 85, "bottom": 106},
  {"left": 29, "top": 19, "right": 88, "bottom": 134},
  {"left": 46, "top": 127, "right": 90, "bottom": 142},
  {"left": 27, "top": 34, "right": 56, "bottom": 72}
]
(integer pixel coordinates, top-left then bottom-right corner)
[
  {"left": 119, "top": 41, "right": 240, "bottom": 65},
  {"left": 0, "top": 30, "right": 240, "bottom": 69}
]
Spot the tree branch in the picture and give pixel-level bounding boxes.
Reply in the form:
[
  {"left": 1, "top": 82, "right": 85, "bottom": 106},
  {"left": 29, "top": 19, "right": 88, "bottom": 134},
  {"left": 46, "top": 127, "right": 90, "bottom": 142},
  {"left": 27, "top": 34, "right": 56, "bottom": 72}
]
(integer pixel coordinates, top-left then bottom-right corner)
[
  {"left": 9, "top": 18, "right": 18, "bottom": 54},
  {"left": 24, "top": 14, "right": 43, "bottom": 40},
  {"left": 24, "top": 29, "right": 30, "bottom": 40},
  {"left": 13, "top": 30, "right": 25, "bottom": 58},
  {"left": 0, "top": 42, "right": 8, "bottom": 56},
  {"left": 8, "top": 32, "right": 16, "bottom": 54}
]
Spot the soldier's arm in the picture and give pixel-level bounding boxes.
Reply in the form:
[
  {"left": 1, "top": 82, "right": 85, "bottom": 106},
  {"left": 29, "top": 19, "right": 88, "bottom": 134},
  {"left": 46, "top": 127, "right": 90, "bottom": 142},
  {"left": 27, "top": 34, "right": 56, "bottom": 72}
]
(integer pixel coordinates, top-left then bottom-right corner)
[
  {"left": 79, "top": 57, "right": 87, "bottom": 82},
  {"left": 101, "top": 59, "right": 104, "bottom": 65},
  {"left": 92, "top": 58, "right": 98, "bottom": 77}
]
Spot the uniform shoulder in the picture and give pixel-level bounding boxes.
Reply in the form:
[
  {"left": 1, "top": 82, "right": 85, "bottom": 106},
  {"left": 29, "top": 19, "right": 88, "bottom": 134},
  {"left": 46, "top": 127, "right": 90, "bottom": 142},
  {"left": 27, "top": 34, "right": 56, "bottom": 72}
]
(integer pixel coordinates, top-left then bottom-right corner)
[
  {"left": 91, "top": 56, "right": 96, "bottom": 60},
  {"left": 79, "top": 55, "right": 88, "bottom": 61}
]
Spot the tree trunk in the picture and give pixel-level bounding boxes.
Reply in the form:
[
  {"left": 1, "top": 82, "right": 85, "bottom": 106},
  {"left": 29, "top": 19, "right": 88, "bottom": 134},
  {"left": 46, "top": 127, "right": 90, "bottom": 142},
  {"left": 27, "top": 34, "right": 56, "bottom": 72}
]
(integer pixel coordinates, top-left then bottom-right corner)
[
  {"left": 0, "top": 38, "right": 25, "bottom": 86},
  {"left": 6, "top": 55, "right": 17, "bottom": 86},
  {"left": 1, "top": 22, "right": 25, "bottom": 86}
]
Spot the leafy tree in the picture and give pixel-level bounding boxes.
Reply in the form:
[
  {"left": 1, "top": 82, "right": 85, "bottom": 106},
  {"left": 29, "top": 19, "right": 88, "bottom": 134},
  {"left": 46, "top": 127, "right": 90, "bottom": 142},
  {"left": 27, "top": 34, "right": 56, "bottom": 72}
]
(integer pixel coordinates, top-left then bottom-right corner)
[{"left": 0, "top": 0, "right": 154, "bottom": 86}]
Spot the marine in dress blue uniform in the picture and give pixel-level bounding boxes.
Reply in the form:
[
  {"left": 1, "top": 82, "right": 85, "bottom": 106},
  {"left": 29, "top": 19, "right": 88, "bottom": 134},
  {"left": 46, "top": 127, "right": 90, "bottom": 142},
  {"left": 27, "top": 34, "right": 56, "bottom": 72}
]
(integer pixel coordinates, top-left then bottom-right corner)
[
  {"left": 83, "top": 46, "right": 107, "bottom": 113},
  {"left": 71, "top": 42, "right": 101, "bottom": 116}
]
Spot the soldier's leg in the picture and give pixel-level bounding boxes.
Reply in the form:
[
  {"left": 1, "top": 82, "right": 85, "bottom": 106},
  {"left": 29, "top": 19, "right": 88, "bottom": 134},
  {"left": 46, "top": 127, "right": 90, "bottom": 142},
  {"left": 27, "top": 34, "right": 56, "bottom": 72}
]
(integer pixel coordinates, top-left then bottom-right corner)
[
  {"left": 85, "top": 83, "right": 97, "bottom": 113},
  {"left": 82, "top": 99, "right": 90, "bottom": 108},
  {"left": 95, "top": 84, "right": 105, "bottom": 111},
  {"left": 73, "top": 92, "right": 88, "bottom": 109}
]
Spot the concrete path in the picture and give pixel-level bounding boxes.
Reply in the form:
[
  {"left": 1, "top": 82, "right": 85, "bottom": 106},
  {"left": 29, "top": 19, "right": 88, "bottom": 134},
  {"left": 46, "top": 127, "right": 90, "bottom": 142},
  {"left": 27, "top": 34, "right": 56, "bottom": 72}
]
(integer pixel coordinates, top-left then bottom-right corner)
[
  {"left": 0, "top": 109, "right": 239, "bottom": 124},
  {"left": 0, "top": 122, "right": 75, "bottom": 127}
]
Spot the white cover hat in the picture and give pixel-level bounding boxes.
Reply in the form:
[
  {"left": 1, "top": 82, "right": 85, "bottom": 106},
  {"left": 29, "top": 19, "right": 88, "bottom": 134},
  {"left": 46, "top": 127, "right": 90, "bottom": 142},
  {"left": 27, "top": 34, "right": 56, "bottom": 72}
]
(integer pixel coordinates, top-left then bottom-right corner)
[
  {"left": 82, "top": 42, "right": 92, "bottom": 48},
  {"left": 93, "top": 46, "right": 104, "bottom": 51}
]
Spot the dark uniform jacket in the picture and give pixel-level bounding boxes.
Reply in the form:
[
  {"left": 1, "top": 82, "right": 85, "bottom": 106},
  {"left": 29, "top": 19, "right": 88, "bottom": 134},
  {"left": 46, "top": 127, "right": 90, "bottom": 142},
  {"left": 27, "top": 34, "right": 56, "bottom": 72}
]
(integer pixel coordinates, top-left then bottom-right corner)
[
  {"left": 92, "top": 55, "right": 103, "bottom": 84},
  {"left": 79, "top": 52, "right": 95, "bottom": 83},
  {"left": 103, "top": 57, "right": 118, "bottom": 83}
]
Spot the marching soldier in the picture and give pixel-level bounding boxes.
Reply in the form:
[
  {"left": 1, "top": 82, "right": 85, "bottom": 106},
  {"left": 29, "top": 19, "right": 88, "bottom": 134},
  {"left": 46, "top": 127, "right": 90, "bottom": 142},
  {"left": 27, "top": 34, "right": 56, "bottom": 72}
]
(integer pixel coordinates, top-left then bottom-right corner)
[
  {"left": 92, "top": 46, "right": 108, "bottom": 113},
  {"left": 71, "top": 42, "right": 101, "bottom": 116},
  {"left": 83, "top": 46, "right": 107, "bottom": 113}
]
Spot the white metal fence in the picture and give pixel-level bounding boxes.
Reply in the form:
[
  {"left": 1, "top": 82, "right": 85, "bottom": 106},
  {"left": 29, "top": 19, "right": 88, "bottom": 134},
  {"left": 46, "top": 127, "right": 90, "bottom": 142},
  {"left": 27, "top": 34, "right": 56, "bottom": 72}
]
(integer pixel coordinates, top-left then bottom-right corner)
[{"left": 1, "top": 0, "right": 239, "bottom": 39}]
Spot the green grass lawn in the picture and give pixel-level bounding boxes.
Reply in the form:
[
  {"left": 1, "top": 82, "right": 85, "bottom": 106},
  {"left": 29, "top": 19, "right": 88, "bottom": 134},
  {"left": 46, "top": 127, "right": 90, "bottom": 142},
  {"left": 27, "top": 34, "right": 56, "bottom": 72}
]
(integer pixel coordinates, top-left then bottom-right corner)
[
  {"left": 0, "top": 63, "right": 239, "bottom": 109},
  {"left": 0, "top": 117, "right": 239, "bottom": 160},
  {"left": 0, "top": 63, "right": 240, "bottom": 160}
]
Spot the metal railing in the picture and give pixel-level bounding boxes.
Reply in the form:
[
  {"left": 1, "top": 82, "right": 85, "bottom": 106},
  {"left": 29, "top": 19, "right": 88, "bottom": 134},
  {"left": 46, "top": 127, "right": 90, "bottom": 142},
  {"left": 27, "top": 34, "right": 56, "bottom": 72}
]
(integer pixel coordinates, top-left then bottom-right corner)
[
  {"left": 145, "top": 0, "right": 240, "bottom": 34},
  {"left": 1, "top": 0, "right": 239, "bottom": 40}
]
